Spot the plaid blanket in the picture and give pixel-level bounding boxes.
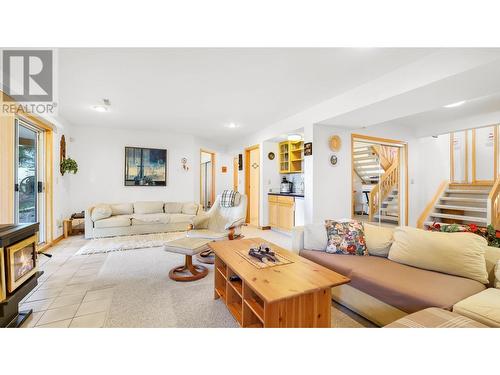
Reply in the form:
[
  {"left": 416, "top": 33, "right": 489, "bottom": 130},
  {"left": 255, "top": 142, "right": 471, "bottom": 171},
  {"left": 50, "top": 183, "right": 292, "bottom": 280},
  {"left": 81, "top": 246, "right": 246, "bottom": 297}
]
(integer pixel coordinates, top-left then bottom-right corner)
[{"left": 221, "top": 190, "right": 237, "bottom": 207}]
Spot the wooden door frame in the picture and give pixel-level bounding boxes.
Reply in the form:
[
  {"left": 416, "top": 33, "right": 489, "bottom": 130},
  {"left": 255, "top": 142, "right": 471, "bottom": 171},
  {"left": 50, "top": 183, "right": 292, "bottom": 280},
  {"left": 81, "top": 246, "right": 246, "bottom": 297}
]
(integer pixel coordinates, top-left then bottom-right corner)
[
  {"left": 245, "top": 144, "right": 260, "bottom": 224},
  {"left": 471, "top": 125, "right": 498, "bottom": 184},
  {"left": 351, "top": 134, "right": 408, "bottom": 226},
  {"left": 233, "top": 156, "right": 239, "bottom": 191},
  {"left": 200, "top": 149, "right": 216, "bottom": 209}
]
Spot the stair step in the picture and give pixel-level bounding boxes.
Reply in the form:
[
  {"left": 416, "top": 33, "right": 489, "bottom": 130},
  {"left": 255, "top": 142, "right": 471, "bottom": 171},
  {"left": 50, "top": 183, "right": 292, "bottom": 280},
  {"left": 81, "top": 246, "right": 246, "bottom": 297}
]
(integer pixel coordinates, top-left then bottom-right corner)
[
  {"left": 445, "top": 189, "right": 490, "bottom": 195},
  {"left": 429, "top": 212, "right": 487, "bottom": 223},
  {"left": 440, "top": 196, "right": 488, "bottom": 203},
  {"left": 435, "top": 204, "right": 487, "bottom": 213},
  {"left": 354, "top": 161, "right": 380, "bottom": 167},
  {"left": 374, "top": 215, "right": 399, "bottom": 222}
]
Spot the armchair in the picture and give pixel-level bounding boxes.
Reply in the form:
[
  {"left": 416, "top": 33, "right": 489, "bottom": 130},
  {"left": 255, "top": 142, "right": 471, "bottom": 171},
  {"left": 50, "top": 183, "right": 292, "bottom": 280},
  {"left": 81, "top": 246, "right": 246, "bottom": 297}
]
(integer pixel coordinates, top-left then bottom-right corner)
[{"left": 187, "top": 193, "right": 247, "bottom": 263}]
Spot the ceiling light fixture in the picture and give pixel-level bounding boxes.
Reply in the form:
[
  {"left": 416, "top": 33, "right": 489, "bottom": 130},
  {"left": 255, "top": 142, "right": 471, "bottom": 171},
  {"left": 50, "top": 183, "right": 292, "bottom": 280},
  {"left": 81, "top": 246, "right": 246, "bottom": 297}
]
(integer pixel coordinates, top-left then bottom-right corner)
[
  {"left": 92, "top": 98, "right": 111, "bottom": 112},
  {"left": 287, "top": 134, "right": 302, "bottom": 141},
  {"left": 225, "top": 122, "right": 240, "bottom": 129},
  {"left": 443, "top": 100, "right": 466, "bottom": 108}
]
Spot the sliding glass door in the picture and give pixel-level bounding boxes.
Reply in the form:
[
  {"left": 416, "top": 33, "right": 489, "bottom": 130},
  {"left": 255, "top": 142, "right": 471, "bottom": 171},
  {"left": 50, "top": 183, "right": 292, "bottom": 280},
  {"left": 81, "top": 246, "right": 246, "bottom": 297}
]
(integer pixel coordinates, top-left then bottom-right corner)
[{"left": 15, "top": 119, "right": 46, "bottom": 243}]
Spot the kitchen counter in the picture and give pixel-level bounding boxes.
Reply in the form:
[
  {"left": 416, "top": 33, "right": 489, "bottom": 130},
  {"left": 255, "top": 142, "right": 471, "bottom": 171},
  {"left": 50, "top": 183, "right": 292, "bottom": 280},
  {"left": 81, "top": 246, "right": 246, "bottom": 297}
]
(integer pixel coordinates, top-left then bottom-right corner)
[{"left": 268, "top": 192, "right": 304, "bottom": 198}]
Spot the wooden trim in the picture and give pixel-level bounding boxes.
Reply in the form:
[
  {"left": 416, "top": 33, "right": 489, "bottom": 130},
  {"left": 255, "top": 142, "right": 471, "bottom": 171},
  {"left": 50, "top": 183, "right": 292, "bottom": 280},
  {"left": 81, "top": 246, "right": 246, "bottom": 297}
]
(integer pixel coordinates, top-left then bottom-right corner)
[
  {"left": 233, "top": 156, "right": 239, "bottom": 191},
  {"left": 488, "top": 175, "right": 500, "bottom": 229},
  {"left": 244, "top": 144, "right": 260, "bottom": 225},
  {"left": 450, "top": 133, "right": 454, "bottom": 182},
  {"left": 416, "top": 180, "right": 449, "bottom": 228},
  {"left": 37, "top": 234, "right": 64, "bottom": 253},
  {"left": 351, "top": 134, "right": 408, "bottom": 225},
  {"left": 351, "top": 133, "right": 407, "bottom": 146},
  {"left": 0, "top": 115, "right": 15, "bottom": 223},
  {"left": 45, "top": 130, "right": 53, "bottom": 243},
  {"left": 465, "top": 131, "right": 469, "bottom": 183},
  {"left": 200, "top": 149, "right": 216, "bottom": 209}
]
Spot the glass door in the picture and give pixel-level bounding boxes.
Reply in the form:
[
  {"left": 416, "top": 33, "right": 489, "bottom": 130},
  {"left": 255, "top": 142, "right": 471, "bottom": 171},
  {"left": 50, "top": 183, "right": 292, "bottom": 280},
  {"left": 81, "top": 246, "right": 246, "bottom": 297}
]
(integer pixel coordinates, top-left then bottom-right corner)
[{"left": 15, "top": 119, "right": 45, "bottom": 243}]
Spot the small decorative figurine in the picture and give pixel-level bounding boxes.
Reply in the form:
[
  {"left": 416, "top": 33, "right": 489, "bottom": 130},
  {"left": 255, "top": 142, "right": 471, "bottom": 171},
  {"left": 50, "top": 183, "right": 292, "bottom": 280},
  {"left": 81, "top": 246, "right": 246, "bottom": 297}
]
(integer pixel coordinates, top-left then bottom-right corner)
[
  {"left": 181, "top": 157, "right": 189, "bottom": 171},
  {"left": 248, "top": 243, "right": 278, "bottom": 262}
]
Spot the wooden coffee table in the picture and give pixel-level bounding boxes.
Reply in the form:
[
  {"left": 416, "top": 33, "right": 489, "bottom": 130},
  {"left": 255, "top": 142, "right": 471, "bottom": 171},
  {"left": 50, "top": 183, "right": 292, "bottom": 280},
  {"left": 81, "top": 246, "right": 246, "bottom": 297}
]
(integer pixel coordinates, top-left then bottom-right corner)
[{"left": 208, "top": 238, "right": 350, "bottom": 328}]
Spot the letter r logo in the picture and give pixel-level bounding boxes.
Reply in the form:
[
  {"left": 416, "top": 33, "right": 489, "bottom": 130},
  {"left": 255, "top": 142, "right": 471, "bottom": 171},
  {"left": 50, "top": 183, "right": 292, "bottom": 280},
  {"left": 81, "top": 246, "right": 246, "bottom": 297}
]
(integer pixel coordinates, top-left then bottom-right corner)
[{"left": 2, "top": 50, "right": 53, "bottom": 102}]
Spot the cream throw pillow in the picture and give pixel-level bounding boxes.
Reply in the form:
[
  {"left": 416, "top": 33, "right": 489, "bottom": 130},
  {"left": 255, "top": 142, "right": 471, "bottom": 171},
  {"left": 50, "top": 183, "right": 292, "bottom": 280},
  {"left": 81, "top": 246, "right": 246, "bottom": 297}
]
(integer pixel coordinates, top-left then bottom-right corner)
[
  {"left": 164, "top": 202, "right": 184, "bottom": 214},
  {"left": 364, "top": 223, "right": 394, "bottom": 257},
  {"left": 91, "top": 204, "right": 112, "bottom": 221},
  {"left": 388, "top": 227, "right": 488, "bottom": 284}
]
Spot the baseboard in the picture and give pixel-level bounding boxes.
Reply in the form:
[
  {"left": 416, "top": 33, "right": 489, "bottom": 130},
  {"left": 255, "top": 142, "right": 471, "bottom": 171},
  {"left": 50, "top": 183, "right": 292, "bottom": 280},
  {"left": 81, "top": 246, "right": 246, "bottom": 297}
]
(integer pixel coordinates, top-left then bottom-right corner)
[{"left": 37, "top": 234, "right": 64, "bottom": 253}]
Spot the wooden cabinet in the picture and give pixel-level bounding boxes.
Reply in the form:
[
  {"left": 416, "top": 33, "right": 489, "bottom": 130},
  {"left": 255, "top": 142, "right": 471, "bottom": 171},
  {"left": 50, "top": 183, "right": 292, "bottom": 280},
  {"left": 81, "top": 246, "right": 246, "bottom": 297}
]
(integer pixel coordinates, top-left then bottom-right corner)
[
  {"left": 279, "top": 140, "right": 304, "bottom": 174},
  {"left": 268, "top": 195, "right": 295, "bottom": 231}
]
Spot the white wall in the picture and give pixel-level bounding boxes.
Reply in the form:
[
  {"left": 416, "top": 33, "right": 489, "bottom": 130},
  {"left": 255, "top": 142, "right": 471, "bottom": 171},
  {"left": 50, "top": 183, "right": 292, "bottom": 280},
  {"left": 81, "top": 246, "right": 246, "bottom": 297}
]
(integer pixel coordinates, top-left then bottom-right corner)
[
  {"left": 65, "top": 125, "right": 232, "bottom": 213},
  {"left": 260, "top": 141, "right": 281, "bottom": 226}
]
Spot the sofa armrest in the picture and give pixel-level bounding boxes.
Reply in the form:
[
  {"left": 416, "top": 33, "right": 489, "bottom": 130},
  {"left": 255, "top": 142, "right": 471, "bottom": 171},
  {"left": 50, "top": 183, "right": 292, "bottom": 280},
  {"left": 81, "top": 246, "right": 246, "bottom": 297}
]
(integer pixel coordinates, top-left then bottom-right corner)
[
  {"left": 291, "top": 226, "right": 304, "bottom": 254},
  {"left": 84, "top": 207, "right": 94, "bottom": 239}
]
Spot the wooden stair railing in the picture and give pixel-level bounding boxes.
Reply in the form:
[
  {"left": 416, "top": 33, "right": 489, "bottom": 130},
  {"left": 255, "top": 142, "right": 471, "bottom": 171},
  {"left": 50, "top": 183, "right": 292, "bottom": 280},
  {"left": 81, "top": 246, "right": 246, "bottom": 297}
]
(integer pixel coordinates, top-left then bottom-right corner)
[
  {"left": 488, "top": 176, "right": 500, "bottom": 230},
  {"left": 416, "top": 180, "right": 449, "bottom": 228},
  {"left": 368, "top": 161, "right": 399, "bottom": 222}
]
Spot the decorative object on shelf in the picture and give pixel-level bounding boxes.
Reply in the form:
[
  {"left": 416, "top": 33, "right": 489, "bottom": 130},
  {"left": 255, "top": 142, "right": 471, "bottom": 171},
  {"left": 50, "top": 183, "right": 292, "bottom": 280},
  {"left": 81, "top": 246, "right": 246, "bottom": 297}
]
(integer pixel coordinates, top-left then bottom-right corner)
[
  {"left": 60, "top": 157, "right": 78, "bottom": 175},
  {"left": 304, "top": 142, "right": 312, "bottom": 156},
  {"left": 221, "top": 166, "right": 227, "bottom": 173},
  {"left": 330, "top": 154, "right": 338, "bottom": 166},
  {"left": 329, "top": 135, "right": 342, "bottom": 151},
  {"left": 124, "top": 146, "right": 167, "bottom": 186},
  {"left": 268, "top": 152, "right": 275, "bottom": 160},
  {"left": 181, "top": 157, "right": 189, "bottom": 171}
]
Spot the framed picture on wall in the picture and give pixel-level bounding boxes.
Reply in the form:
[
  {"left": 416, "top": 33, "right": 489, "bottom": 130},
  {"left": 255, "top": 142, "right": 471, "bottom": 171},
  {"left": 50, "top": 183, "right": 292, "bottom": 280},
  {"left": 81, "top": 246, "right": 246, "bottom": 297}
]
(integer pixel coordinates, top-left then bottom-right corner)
[{"left": 124, "top": 146, "right": 167, "bottom": 186}]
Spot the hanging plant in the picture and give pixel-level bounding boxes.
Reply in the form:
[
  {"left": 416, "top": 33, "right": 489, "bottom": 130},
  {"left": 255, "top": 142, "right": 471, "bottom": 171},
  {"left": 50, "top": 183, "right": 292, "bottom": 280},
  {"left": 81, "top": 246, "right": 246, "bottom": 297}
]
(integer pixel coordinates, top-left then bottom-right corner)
[{"left": 61, "top": 157, "right": 78, "bottom": 175}]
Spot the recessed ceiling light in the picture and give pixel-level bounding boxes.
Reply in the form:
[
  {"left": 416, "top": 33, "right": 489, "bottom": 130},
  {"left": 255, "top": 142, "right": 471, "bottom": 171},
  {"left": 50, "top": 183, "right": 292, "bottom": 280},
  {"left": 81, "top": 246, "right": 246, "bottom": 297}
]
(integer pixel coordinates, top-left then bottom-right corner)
[
  {"left": 92, "top": 105, "right": 109, "bottom": 112},
  {"left": 443, "top": 100, "right": 466, "bottom": 108},
  {"left": 225, "top": 122, "right": 240, "bottom": 129},
  {"left": 287, "top": 134, "right": 302, "bottom": 141}
]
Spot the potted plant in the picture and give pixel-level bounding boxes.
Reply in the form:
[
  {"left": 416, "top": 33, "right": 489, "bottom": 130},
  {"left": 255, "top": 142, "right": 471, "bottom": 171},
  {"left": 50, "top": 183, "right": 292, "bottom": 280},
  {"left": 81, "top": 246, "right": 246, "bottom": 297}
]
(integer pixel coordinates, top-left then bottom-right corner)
[{"left": 60, "top": 157, "right": 78, "bottom": 175}]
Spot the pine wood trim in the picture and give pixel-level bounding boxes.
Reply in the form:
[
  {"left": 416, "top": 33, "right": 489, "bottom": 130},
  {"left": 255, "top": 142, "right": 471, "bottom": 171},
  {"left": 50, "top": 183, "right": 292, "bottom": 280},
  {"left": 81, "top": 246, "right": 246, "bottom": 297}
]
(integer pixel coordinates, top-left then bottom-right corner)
[
  {"left": 244, "top": 144, "right": 260, "bottom": 225},
  {"left": 488, "top": 175, "right": 500, "bottom": 229},
  {"left": 416, "top": 180, "right": 449, "bottom": 228}
]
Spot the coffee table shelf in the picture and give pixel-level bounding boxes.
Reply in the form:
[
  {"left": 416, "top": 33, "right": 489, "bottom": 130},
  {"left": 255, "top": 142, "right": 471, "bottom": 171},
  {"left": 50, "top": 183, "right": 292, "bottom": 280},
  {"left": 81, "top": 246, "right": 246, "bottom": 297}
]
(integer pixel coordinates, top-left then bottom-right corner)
[{"left": 210, "top": 238, "right": 350, "bottom": 328}]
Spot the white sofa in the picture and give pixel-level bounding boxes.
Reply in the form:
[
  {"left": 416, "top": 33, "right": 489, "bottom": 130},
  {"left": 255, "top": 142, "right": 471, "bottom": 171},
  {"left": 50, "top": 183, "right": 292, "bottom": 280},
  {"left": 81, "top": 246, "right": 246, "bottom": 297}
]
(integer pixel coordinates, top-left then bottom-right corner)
[{"left": 85, "top": 201, "right": 201, "bottom": 239}]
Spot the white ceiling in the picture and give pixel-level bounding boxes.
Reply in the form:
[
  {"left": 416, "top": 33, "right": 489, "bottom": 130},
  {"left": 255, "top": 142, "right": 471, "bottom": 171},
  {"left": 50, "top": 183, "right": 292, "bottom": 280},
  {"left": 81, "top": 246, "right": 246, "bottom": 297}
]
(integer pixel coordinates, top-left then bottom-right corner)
[{"left": 57, "top": 48, "right": 435, "bottom": 143}]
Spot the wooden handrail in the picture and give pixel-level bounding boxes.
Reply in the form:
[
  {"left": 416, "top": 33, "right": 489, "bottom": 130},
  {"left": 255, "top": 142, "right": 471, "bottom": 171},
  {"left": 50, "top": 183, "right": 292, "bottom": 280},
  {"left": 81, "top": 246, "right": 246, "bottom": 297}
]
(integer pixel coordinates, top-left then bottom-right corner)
[
  {"left": 368, "top": 162, "right": 399, "bottom": 222},
  {"left": 416, "top": 180, "right": 449, "bottom": 228},
  {"left": 488, "top": 176, "right": 500, "bottom": 230}
]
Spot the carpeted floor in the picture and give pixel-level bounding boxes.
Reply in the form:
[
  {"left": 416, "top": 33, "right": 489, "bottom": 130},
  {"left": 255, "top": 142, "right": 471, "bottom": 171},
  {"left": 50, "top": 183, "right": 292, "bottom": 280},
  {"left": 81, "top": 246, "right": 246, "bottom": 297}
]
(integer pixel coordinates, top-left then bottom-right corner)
[{"left": 93, "top": 246, "right": 374, "bottom": 328}]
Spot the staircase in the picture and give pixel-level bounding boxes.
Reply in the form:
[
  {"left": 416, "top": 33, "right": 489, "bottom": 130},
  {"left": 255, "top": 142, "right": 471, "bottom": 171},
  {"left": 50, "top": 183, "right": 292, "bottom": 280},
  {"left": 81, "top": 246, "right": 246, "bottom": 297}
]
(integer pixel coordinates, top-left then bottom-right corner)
[
  {"left": 374, "top": 188, "right": 399, "bottom": 224},
  {"left": 421, "top": 183, "right": 491, "bottom": 228},
  {"left": 353, "top": 146, "right": 384, "bottom": 184}
]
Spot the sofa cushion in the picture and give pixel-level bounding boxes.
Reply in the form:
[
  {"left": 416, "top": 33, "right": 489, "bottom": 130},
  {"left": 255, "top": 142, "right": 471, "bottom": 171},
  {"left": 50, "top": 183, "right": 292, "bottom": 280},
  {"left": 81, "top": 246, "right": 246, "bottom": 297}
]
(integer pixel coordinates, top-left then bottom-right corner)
[
  {"left": 164, "top": 202, "right": 184, "bottom": 214},
  {"left": 453, "top": 288, "right": 500, "bottom": 327},
  {"left": 181, "top": 202, "right": 199, "bottom": 215},
  {"left": 169, "top": 214, "right": 195, "bottom": 223},
  {"left": 485, "top": 245, "right": 500, "bottom": 286},
  {"left": 133, "top": 201, "right": 164, "bottom": 214},
  {"left": 131, "top": 213, "right": 171, "bottom": 226},
  {"left": 91, "top": 204, "right": 112, "bottom": 222},
  {"left": 325, "top": 220, "right": 368, "bottom": 256},
  {"left": 299, "top": 250, "right": 486, "bottom": 313},
  {"left": 364, "top": 223, "right": 394, "bottom": 257},
  {"left": 110, "top": 203, "right": 134, "bottom": 216},
  {"left": 93, "top": 215, "right": 131, "bottom": 229},
  {"left": 385, "top": 307, "right": 487, "bottom": 328},
  {"left": 388, "top": 227, "right": 489, "bottom": 284},
  {"left": 304, "top": 223, "right": 328, "bottom": 251}
]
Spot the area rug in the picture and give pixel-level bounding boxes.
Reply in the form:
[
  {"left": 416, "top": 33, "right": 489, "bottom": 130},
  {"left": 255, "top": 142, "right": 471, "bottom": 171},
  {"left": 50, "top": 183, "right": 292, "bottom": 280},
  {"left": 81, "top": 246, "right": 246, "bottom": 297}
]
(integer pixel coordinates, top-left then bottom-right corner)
[
  {"left": 92, "top": 246, "right": 373, "bottom": 328},
  {"left": 76, "top": 232, "right": 186, "bottom": 255}
]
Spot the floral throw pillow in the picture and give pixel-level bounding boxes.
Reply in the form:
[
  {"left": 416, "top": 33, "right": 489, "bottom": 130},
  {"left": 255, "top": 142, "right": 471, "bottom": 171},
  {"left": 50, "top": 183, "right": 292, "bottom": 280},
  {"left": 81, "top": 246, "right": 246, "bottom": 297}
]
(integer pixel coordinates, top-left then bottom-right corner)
[{"left": 325, "top": 220, "right": 368, "bottom": 256}]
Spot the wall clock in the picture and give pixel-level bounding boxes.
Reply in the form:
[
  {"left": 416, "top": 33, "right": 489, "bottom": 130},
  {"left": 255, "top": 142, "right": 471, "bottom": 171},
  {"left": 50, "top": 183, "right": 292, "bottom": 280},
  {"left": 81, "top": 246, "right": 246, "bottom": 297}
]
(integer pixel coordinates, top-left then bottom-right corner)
[
  {"left": 268, "top": 152, "right": 275, "bottom": 160},
  {"left": 329, "top": 135, "right": 341, "bottom": 151}
]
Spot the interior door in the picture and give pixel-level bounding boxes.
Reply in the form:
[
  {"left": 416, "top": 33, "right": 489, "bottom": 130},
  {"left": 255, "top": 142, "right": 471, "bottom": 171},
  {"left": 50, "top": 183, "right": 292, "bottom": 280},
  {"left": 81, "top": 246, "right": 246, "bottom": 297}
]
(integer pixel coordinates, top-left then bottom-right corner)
[
  {"left": 15, "top": 120, "right": 45, "bottom": 242},
  {"left": 248, "top": 147, "right": 260, "bottom": 226}
]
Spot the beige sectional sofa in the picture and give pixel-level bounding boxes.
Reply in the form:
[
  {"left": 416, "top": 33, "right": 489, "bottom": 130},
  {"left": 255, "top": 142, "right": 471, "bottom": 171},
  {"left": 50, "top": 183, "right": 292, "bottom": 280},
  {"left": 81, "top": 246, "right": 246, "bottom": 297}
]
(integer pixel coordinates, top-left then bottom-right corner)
[
  {"left": 85, "top": 201, "right": 201, "bottom": 239},
  {"left": 292, "top": 224, "right": 500, "bottom": 327}
]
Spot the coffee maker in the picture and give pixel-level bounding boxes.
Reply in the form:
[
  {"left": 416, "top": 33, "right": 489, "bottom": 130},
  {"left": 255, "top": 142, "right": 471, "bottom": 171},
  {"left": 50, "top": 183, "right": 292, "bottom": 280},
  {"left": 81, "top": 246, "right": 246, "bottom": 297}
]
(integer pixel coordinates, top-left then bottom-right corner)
[{"left": 280, "top": 177, "right": 293, "bottom": 193}]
